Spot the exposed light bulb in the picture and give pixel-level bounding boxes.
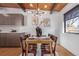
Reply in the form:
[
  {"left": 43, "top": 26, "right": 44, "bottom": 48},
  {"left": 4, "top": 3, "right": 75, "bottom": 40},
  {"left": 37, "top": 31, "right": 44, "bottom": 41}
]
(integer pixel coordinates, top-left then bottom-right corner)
[
  {"left": 44, "top": 5, "right": 47, "bottom": 8},
  {"left": 38, "top": 8, "right": 40, "bottom": 11},
  {"left": 30, "top": 3, "right": 33, "bottom": 7}
]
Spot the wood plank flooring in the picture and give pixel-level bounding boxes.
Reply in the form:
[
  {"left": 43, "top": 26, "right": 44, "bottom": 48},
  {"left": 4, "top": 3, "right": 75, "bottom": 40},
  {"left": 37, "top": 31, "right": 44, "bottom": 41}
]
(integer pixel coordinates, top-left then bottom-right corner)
[
  {"left": 56, "top": 44, "right": 74, "bottom": 56},
  {"left": 0, "top": 44, "right": 74, "bottom": 56},
  {"left": 0, "top": 48, "right": 21, "bottom": 56}
]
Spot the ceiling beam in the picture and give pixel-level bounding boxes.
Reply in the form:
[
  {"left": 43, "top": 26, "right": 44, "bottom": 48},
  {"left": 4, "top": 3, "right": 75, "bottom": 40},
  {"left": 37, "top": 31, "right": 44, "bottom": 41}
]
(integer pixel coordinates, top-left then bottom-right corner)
[
  {"left": 17, "top": 3, "right": 26, "bottom": 12},
  {"left": 53, "top": 3, "right": 67, "bottom": 11},
  {"left": 50, "top": 4, "right": 57, "bottom": 14}
]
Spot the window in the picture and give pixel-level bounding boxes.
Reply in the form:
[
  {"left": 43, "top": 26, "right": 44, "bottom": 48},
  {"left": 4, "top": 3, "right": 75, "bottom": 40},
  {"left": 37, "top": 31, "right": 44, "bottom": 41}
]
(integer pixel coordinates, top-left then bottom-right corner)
[{"left": 64, "top": 5, "right": 79, "bottom": 33}]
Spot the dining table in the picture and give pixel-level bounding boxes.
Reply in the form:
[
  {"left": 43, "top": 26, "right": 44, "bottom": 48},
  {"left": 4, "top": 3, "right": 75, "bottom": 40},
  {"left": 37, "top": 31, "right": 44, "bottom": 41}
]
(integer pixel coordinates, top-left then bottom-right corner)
[{"left": 25, "top": 36, "right": 53, "bottom": 56}]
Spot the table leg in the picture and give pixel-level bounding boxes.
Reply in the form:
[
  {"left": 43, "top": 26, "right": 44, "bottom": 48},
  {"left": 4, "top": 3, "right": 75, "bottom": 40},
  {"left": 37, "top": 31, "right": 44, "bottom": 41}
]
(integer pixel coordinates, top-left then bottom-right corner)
[
  {"left": 50, "top": 42, "right": 52, "bottom": 56},
  {"left": 26, "top": 43, "right": 28, "bottom": 56}
]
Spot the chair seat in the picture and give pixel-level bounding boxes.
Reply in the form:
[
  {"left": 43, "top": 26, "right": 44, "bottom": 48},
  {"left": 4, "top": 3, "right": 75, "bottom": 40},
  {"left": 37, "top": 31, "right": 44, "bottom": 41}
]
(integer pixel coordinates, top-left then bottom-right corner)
[
  {"left": 28, "top": 44, "right": 37, "bottom": 56},
  {"left": 28, "top": 49, "right": 36, "bottom": 52},
  {"left": 41, "top": 44, "right": 49, "bottom": 49},
  {"left": 29, "top": 44, "right": 37, "bottom": 47},
  {"left": 41, "top": 34, "right": 57, "bottom": 56}
]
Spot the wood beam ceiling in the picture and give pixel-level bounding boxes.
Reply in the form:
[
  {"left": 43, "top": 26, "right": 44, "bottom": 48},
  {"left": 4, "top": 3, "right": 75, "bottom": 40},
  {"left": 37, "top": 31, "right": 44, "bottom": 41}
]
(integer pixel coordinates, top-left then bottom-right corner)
[{"left": 0, "top": 3, "right": 67, "bottom": 12}]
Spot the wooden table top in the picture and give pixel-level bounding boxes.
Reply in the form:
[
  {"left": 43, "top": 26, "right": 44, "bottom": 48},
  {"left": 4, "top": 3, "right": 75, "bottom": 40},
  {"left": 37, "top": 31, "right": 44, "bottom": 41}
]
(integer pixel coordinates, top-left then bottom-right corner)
[{"left": 26, "top": 37, "right": 53, "bottom": 44}]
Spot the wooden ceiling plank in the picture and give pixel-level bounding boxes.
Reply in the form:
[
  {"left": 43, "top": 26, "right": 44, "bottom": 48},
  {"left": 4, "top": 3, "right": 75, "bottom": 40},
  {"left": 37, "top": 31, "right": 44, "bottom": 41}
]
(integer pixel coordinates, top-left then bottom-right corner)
[
  {"left": 17, "top": 3, "right": 26, "bottom": 12},
  {"left": 24, "top": 3, "right": 37, "bottom": 10},
  {"left": 53, "top": 3, "right": 67, "bottom": 11},
  {"left": 38, "top": 3, "right": 53, "bottom": 11}
]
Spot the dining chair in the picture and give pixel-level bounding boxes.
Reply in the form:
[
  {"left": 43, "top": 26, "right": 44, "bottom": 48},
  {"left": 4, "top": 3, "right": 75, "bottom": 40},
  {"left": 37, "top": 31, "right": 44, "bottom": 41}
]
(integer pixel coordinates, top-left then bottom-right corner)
[
  {"left": 50, "top": 35, "right": 57, "bottom": 56},
  {"left": 20, "top": 36, "right": 26, "bottom": 56},
  {"left": 20, "top": 34, "right": 37, "bottom": 56},
  {"left": 25, "top": 34, "right": 37, "bottom": 56},
  {"left": 41, "top": 34, "right": 57, "bottom": 56}
]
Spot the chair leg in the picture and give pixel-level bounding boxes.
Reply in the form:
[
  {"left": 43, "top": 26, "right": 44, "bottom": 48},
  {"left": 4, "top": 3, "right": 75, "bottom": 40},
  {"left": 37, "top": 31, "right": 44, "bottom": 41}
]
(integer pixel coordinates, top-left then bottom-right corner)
[
  {"left": 34, "top": 53, "right": 36, "bottom": 56},
  {"left": 22, "top": 52, "right": 24, "bottom": 56},
  {"left": 34, "top": 50, "right": 36, "bottom": 56},
  {"left": 41, "top": 50, "right": 44, "bottom": 56},
  {"left": 25, "top": 52, "right": 26, "bottom": 56},
  {"left": 53, "top": 52, "right": 56, "bottom": 56},
  {"left": 41, "top": 53, "right": 43, "bottom": 56}
]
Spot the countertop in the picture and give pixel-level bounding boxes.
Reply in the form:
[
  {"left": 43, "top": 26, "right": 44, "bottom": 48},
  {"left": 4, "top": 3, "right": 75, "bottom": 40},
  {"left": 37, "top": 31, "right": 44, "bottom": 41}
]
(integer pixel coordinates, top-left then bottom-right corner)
[{"left": 0, "top": 31, "right": 24, "bottom": 33}]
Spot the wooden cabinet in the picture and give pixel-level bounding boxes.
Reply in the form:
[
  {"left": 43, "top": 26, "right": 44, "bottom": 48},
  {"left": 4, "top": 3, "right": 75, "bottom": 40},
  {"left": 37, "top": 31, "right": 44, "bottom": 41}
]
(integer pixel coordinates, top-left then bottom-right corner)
[
  {"left": 0, "top": 15, "right": 15, "bottom": 25},
  {"left": 0, "top": 33, "right": 7, "bottom": 47},
  {"left": 0, "top": 33, "right": 21, "bottom": 47},
  {"left": 0, "top": 14, "right": 24, "bottom": 26},
  {"left": 6, "top": 33, "right": 20, "bottom": 47}
]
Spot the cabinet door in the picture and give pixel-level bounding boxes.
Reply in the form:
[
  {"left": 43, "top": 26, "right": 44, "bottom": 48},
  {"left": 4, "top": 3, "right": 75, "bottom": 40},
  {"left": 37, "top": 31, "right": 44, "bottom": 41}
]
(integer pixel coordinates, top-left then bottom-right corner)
[
  {"left": 7, "top": 33, "right": 20, "bottom": 47},
  {"left": 6, "top": 33, "right": 12, "bottom": 47},
  {"left": 0, "top": 34, "right": 4, "bottom": 47},
  {"left": 0, "top": 33, "right": 20, "bottom": 47},
  {"left": 0, "top": 33, "right": 7, "bottom": 47},
  {"left": 8, "top": 16, "right": 15, "bottom": 25},
  {"left": 0, "top": 34, "right": 2, "bottom": 47}
]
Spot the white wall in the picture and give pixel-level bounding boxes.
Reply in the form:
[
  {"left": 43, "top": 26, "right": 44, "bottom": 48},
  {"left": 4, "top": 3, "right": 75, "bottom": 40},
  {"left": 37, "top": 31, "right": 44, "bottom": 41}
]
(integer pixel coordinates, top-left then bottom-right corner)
[
  {"left": 19, "top": 14, "right": 53, "bottom": 35},
  {"left": 59, "top": 3, "right": 79, "bottom": 55}
]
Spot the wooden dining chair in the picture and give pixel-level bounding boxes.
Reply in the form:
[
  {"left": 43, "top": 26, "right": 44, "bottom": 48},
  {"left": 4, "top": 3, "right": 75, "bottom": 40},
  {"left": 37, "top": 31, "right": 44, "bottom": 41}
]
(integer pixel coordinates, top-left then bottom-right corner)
[
  {"left": 25, "top": 34, "right": 37, "bottom": 56},
  {"left": 20, "top": 34, "right": 37, "bottom": 56},
  {"left": 20, "top": 36, "right": 26, "bottom": 56},
  {"left": 50, "top": 35, "right": 57, "bottom": 56},
  {"left": 41, "top": 34, "right": 57, "bottom": 56}
]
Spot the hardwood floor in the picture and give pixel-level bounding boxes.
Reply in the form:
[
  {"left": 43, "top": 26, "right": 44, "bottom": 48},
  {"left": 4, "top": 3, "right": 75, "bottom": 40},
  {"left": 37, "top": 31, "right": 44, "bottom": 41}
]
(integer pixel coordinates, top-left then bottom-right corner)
[
  {"left": 56, "top": 44, "right": 74, "bottom": 56},
  {"left": 0, "top": 45, "right": 74, "bottom": 56},
  {"left": 0, "top": 48, "right": 21, "bottom": 56}
]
